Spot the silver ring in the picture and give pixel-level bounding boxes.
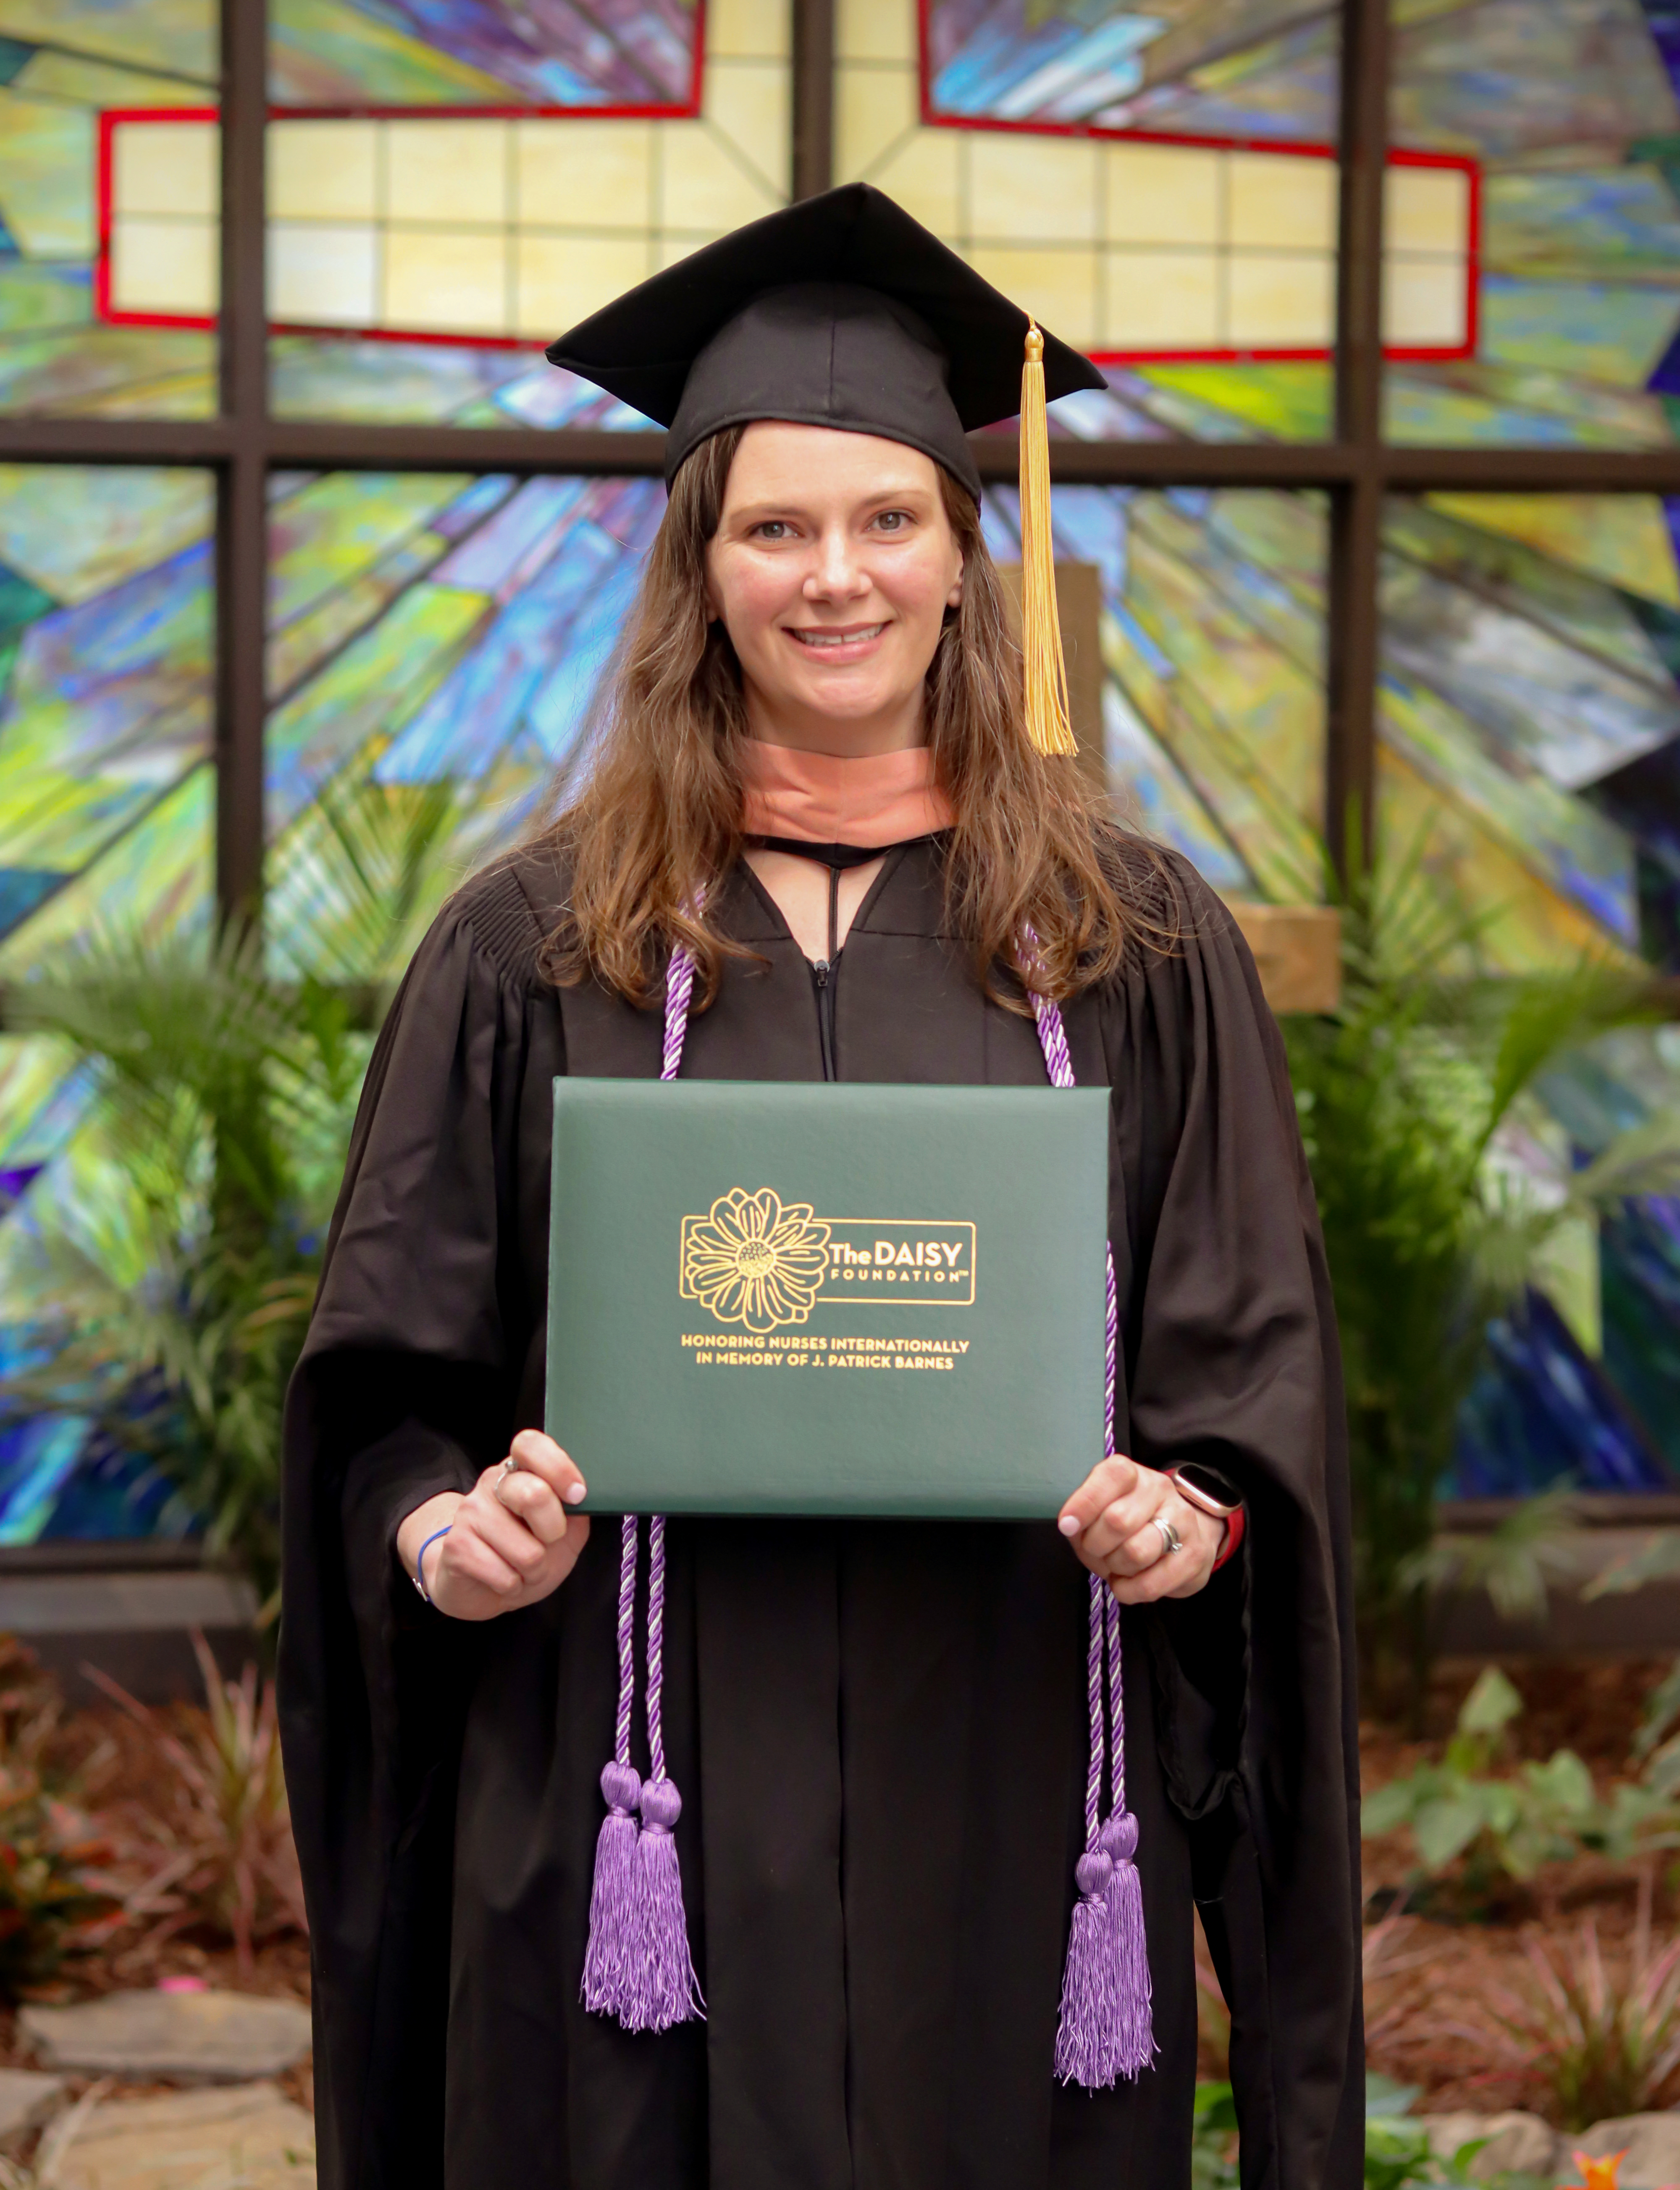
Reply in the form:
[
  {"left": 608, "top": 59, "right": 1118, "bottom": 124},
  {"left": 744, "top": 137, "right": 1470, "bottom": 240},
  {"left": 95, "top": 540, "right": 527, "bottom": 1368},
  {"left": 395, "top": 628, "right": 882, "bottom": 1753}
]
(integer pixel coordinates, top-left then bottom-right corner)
[
  {"left": 1152, "top": 1514, "right": 1183, "bottom": 1557},
  {"left": 494, "top": 1455, "right": 520, "bottom": 1501}
]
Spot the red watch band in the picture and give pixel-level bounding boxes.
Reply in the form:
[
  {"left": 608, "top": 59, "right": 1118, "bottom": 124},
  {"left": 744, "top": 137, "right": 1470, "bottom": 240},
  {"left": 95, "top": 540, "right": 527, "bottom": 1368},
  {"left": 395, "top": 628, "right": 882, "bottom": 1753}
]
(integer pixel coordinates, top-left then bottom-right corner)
[{"left": 1211, "top": 1505, "right": 1246, "bottom": 1572}]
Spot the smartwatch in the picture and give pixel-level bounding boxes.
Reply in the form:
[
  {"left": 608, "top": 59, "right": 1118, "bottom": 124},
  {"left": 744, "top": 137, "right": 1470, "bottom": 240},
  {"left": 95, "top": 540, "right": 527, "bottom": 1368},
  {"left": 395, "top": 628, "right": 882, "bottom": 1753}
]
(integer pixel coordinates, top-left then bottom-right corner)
[
  {"left": 1168, "top": 1465, "right": 1246, "bottom": 1571},
  {"left": 1168, "top": 1464, "right": 1242, "bottom": 1519}
]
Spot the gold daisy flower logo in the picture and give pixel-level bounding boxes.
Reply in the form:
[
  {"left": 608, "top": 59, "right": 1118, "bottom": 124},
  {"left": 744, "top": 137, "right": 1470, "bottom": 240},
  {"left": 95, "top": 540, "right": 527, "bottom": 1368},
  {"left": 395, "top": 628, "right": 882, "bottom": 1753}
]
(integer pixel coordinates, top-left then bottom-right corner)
[{"left": 680, "top": 1187, "right": 832, "bottom": 1334}]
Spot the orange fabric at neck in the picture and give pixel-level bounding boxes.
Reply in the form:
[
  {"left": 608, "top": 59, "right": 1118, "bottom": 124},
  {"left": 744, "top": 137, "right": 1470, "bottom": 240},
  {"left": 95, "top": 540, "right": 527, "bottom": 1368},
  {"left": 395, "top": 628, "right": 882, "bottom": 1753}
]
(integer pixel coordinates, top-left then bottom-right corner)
[{"left": 739, "top": 741, "right": 954, "bottom": 847}]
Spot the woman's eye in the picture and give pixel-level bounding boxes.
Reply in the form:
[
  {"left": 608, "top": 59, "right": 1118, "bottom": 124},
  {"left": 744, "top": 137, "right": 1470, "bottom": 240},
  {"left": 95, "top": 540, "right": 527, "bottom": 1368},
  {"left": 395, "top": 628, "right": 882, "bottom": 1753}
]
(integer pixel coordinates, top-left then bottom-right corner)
[
  {"left": 752, "top": 520, "right": 794, "bottom": 541},
  {"left": 873, "top": 510, "right": 911, "bottom": 533}
]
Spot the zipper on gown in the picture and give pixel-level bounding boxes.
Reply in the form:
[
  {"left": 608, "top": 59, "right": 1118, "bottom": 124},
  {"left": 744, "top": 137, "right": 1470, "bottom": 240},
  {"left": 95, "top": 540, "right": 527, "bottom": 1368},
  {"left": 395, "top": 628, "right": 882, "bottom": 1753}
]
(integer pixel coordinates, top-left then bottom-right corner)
[{"left": 810, "top": 861, "right": 840, "bottom": 1082}]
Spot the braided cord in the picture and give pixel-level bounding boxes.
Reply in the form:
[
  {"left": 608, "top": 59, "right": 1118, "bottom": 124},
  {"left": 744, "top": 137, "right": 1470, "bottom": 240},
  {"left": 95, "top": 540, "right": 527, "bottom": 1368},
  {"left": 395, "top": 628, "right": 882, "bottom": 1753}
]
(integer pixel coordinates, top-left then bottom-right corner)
[
  {"left": 663, "top": 940, "right": 697, "bottom": 1079},
  {"left": 1029, "top": 972, "right": 1128, "bottom": 1840},
  {"left": 614, "top": 1514, "right": 638, "bottom": 1769},
  {"left": 642, "top": 938, "right": 697, "bottom": 1786},
  {"left": 1083, "top": 1569, "right": 1105, "bottom": 1847},
  {"left": 1106, "top": 1586, "right": 1125, "bottom": 1814},
  {"left": 647, "top": 1513, "right": 669, "bottom": 1784}
]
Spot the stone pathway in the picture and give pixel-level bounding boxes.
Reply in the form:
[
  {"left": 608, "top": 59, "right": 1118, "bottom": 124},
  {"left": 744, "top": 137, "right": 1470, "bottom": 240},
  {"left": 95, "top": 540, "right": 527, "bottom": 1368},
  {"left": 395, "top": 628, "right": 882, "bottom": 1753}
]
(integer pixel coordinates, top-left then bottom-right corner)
[
  {"left": 47, "top": 2084, "right": 314, "bottom": 2190},
  {"left": 20, "top": 1993, "right": 312, "bottom": 2084},
  {"left": 1423, "top": 2109, "right": 1680, "bottom": 2187},
  {"left": 0, "top": 2067, "right": 65, "bottom": 2151}
]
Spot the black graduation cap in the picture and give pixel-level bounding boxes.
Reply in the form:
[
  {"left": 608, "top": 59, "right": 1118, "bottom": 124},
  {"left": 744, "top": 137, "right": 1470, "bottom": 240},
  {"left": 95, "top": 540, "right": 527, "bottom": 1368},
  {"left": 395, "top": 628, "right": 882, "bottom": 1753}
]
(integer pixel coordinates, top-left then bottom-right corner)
[{"left": 544, "top": 182, "right": 1106, "bottom": 500}]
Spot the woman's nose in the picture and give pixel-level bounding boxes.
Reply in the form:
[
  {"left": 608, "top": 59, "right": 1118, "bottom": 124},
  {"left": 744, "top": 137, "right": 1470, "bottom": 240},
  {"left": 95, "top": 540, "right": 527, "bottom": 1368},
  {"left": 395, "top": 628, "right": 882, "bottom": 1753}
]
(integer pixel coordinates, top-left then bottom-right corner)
[{"left": 804, "top": 528, "right": 869, "bottom": 602}]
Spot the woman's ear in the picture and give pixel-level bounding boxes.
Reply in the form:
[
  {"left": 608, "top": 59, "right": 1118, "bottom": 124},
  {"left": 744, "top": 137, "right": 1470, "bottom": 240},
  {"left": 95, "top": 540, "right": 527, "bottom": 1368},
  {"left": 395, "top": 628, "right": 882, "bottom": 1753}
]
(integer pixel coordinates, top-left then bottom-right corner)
[{"left": 947, "top": 549, "right": 964, "bottom": 609}]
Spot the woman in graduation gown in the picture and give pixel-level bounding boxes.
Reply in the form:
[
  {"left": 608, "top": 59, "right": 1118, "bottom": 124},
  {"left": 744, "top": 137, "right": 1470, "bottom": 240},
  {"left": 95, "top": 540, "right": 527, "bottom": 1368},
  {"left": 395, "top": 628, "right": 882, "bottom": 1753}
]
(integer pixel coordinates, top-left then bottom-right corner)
[{"left": 280, "top": 184, "right": 1362, "bottom": 2190}]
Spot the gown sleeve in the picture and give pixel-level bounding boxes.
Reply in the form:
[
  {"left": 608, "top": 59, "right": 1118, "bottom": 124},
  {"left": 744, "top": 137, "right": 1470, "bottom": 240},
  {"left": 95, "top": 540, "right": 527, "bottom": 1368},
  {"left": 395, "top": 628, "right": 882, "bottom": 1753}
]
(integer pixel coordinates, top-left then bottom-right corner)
[
  {"left": 278, "top": 861, "right": 563, "bottom": 2190},
  {"left": 1099, "top": 851, "right": 1362, "bottom": 2190}
]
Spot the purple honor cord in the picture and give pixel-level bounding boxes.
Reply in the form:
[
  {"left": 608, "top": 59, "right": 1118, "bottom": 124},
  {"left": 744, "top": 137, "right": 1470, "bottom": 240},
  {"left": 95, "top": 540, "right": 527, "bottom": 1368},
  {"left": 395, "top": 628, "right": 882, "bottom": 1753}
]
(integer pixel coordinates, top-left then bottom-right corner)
[
  {"left": 580, "top": 937, "right": 706, "bottom": 2033},
  {"left": 582, "top": 935, "right": 1152, "bottom": 2083},
  {"left": 1032, "top": 977, "right": 1155, "bottom": 2085}
]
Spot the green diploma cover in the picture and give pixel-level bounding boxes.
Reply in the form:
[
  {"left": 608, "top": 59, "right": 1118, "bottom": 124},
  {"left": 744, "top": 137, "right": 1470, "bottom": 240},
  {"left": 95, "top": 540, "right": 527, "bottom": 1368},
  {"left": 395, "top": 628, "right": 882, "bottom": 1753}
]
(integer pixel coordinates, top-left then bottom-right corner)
[{"left": 547, "top": 1078, "right": 1110, "bottom": 1517}]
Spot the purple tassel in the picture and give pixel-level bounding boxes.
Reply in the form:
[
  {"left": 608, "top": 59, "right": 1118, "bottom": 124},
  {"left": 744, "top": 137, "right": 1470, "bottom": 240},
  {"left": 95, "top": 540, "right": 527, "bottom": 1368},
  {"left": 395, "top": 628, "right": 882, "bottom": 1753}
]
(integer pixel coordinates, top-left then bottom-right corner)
[
  {"left": 1054, "top": 1849, "right": 1120, "bottom": 2085},
  {"left": 1034, "top": 973, "right": 1156, "bottom": 2090},
  {"left": 582, "top": 1760, "right": 642, "bottom": 2015},
  {"left": 1099, "top": 1810, "right": 1155, "bottom": 2076},
  {"left": 625, "top": 1775, "right": 704, "bottom": 2031}
]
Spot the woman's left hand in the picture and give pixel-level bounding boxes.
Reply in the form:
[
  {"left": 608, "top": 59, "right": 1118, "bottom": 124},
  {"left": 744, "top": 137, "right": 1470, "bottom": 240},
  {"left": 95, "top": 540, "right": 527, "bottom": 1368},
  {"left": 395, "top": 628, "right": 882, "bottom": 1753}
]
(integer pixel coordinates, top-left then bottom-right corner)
[{"left": 1057, "top": 1455, "right": 1225, "bottom": 1602}]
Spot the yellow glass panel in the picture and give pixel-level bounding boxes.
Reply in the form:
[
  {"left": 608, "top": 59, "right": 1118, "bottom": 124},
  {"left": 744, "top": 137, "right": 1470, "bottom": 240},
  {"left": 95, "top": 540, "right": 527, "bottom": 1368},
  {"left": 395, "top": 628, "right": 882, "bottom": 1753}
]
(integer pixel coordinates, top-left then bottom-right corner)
[
  {"left": 1102, "top": 248, "right": 1219, "bottom": 349},
  {"left": 1103, "top": 142, "right": 1220, "bottom": 248},
  {"left": 1386, "top": 164, "right": 1468, "bottom": 255},
  {"left": 1424, "top": 493, "right": 1680, "bottom": 610},
  {"left": 113, "top": 119, "right": 217, "bottom": 220},
  {"left": 836, "top": 61, "right": 917, "bottom": 179},
  {"left": 969, "top": 135, "right": 1099, "bottom": 244},
  {"left": 269, "top": 120, "right": 378, "bottom": 223},
  {"left": 1227, "top": 252, "right": 1332, "bottom": 347},
  {"left": 0, "top": 94, "right": 98, "bottom": 258},
  {"left": 837, "top": 0, "right": 917, "bottom": 61},
  {"left": 269, "top": 221, "right": 378, "bottom": 326},
  {"left": 382, "top": 227, "right": 510, "bottom": 333},
  {"left": 659, "top": 118, "right": 783, "bottom": 232},
  {"left": 866, "top": 127, "right": 962, "bottom": 234},
  {"left": 516, "top": 233, "right": 655, "bottom": 335},
  {"left": 1227, "top": 152, "right": 1335, "bottom": 250},
  {"left": 515, "top": 121, "right": 653, "bottom": 231},
  {"left": 15, "top": 52, "right": 189, "bottom": 104},
  {"left": 385, "top": 119, "right": 509, "bottom": 226},
  {"left": 703, "top": 59, "right": 791, "bottom": 191},
  {"left": 969, "top": 245, "right": 1097, "bottom": 348},
  {"left": 110, "top": 215, "right": 217, "bottom": 315},
  {"left": 1383, "top": 254, "right": 1465, "bottom": 348},
  {"left": 708, "top": 0, "right": 790, "bottom": 60}
]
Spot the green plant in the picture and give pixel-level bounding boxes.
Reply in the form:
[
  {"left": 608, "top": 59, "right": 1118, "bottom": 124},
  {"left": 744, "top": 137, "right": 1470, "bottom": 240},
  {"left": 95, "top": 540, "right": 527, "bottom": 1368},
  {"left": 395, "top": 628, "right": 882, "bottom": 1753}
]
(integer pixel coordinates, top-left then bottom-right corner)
[
  {"left": 0, "top": 1767, "right": 122, "bottom": 1999},
  {"left": 1473, "top": 1898, "right": 1680, "bottom": 2129},
  {"left": 0, "top": 1639, "right": 120, "bottom": 2000},
  {"left": 1285, "top": 830, "right": 1675, "bottom": 1720},
  {"left": 91, "top": 1631, "right": 304, "bottom": 1977},
  {"left": 0, "top": 780, "right": 465, "bottom": 1603},
  {"left": 1362, "top": 1668, "right": 1603, "bottom": 1886},
  {"left": 1191, "top": 2081, "right": 1239, "bottom": 2190},
  {"left": 1363, "top": 1666, "right": 1680, "bottom": 1889}
]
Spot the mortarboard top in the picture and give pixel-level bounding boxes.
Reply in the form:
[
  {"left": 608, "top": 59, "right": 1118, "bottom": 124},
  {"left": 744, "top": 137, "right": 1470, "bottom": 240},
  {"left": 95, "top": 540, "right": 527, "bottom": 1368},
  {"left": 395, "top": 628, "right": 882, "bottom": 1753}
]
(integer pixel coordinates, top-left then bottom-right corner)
[{"left": 544, "top": 183, "right": 1107, "bottom": 500}]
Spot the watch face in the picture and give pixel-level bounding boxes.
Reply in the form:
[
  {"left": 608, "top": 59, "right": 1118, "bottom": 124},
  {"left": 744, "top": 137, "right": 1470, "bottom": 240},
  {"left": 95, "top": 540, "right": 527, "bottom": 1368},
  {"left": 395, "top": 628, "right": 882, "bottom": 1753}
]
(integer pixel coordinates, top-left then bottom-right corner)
[{"left": 1175, "top": 1463, "right": 1241, "bottom": 1514}]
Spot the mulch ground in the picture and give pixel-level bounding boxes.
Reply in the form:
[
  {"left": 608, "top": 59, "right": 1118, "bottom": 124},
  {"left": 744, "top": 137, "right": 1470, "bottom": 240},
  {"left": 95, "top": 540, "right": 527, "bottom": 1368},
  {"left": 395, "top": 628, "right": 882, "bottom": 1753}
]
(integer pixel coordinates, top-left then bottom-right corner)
[
  {"left": 1355, "top": 1657, "right": 1680, "bottom": 2119},
  {"left": 12, "top": 1658, "right": 1680, "bottom": 2133}
]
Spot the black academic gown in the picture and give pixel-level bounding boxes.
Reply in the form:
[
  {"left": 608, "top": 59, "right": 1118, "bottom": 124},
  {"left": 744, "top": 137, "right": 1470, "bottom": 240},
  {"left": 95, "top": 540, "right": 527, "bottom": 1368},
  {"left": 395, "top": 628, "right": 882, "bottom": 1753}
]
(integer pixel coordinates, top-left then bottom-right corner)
[{"left": 278, "top": 838, "right": 1362, "bottom": 2190}]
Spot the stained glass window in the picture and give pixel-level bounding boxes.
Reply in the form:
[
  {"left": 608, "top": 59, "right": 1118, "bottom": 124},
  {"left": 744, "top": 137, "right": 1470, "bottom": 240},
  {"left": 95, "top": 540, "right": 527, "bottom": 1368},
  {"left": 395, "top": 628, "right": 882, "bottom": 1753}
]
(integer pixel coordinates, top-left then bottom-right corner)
[
  {"left": 0, "top": 0, "right": 217, "bottom": 416},
  {"left": 1388, "top": 0, "right": 1680, "bottom": 449},
  {"left": 837, "top": 0, "right": 1485, "bottom": 440},
  {"left": 263, "top": 0, "right": 792, "bottom": 423},
  {"left": 1379, "top": 491, "right": 1680, "bottom": 968},
  {"left": 265, "top": 469, "right": 667, "bottom": 977},
  {"left": 0, "top": 464, "right": 214, "bottom": 1542},
  {"left": 982, "top": 484, "right": 1326, "bottom": 895}
]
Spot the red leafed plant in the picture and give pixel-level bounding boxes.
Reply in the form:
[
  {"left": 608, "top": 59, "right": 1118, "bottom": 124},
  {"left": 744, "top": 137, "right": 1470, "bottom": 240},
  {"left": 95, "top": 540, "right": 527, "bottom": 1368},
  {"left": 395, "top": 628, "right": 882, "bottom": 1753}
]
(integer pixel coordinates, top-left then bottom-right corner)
[
  {"left": 1465, "top": 1871, "right": 1680, "bottom": 2128},
  {"left": 0, "top": 1636, "right": 124, "bottom": 1998},
  {"left": 90, "top": 1630, "right": 306, "bottom": 1976}
]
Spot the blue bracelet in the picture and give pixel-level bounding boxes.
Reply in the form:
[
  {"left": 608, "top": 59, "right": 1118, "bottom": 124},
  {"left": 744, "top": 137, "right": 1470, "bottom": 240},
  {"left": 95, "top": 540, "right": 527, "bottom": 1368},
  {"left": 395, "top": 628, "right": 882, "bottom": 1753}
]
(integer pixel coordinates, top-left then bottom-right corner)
[{"left": 414, "top": 1524, "right": 452, "bottom": 1605}]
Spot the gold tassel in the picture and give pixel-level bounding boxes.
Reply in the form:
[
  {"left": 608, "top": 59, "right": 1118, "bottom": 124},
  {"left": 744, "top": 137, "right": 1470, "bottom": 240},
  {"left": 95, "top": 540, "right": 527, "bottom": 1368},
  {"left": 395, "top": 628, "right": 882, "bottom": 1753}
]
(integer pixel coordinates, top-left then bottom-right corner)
[{"left": 1018, "top": 318, "right": 1076, "bottom": 758}]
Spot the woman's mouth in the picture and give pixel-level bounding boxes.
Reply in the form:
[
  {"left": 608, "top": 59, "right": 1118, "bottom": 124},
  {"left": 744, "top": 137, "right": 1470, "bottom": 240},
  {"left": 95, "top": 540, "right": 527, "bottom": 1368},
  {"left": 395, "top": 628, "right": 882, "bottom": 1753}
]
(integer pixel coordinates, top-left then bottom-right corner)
[{"left": 788, "top": 622, "right": 886, "bottom": 651}]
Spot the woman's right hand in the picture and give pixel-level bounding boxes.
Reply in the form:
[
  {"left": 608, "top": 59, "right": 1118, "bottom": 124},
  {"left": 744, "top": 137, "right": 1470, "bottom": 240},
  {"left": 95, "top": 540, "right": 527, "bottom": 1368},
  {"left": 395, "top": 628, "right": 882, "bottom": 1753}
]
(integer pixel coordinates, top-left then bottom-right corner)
[{"left": 396, "top": 1430, "right": 591, "bottom": 1621}]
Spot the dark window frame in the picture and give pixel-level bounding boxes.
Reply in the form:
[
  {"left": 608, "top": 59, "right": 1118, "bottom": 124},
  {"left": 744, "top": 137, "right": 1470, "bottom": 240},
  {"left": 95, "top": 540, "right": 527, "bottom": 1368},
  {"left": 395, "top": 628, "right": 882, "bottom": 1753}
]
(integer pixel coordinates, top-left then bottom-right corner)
[{"left": 4, "top": 0, "right": 1675, "bottom": 920}]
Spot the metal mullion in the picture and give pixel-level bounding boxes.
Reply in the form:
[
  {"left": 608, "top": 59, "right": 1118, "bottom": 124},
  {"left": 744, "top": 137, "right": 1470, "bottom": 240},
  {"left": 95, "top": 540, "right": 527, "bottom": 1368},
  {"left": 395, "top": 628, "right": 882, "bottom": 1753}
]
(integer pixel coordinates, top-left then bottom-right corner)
[
  {"left": 24, "top": 411, "right": 1680, "bottom": 491},
  {"left": 216, "top": 0, "right": 268, "bottom": 928},
  {"left": 1325, "top": 0, "right": 1389, "bottom": 877},
  {"left": 792, "top": 0, "right": 835, "bottom": 201}
]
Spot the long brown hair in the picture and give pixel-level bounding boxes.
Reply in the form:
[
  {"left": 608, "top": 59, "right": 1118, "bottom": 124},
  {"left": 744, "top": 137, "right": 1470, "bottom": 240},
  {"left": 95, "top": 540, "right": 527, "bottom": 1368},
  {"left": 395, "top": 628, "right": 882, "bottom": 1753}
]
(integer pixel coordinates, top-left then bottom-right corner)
[{"left": 539, "top": 425, "right": 1164, "bottom": 1010}]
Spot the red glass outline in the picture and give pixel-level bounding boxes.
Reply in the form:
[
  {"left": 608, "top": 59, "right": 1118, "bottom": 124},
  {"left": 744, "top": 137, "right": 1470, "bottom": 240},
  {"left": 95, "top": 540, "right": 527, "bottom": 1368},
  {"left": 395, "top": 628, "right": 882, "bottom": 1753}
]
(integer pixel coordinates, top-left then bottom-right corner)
[
  {"left": 913, "top": 0, "right": 1479, "bottom": 365},
  {"left": 96, "top": 5, "right": 1480, "bottom": 372}
]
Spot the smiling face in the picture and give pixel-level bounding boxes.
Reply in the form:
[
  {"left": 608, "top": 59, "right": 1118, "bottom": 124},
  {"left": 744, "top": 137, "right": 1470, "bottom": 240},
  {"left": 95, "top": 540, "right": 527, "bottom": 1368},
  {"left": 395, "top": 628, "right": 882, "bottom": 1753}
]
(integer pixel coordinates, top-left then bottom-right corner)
[{"left": 704, "top": 421, "right": 966, "bottom": 755}]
